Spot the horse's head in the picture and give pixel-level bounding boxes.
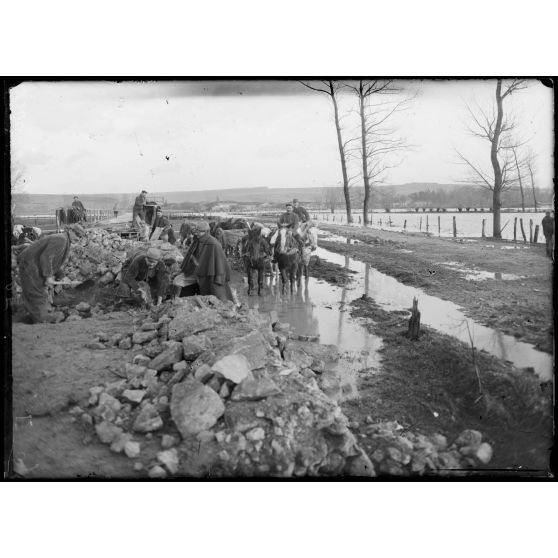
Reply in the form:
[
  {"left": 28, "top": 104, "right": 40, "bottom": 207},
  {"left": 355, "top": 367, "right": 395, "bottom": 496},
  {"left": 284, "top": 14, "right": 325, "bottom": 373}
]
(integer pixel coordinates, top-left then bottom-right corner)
[{"left": 277, "top": 226, "right": 293, "bottom": 254}]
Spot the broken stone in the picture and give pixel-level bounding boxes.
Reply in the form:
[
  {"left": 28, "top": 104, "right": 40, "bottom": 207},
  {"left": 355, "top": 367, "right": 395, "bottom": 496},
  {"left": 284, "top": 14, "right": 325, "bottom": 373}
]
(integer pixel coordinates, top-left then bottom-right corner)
[
  {"left": 455, "top": 429, "right": 483, "bottom": 449},
  {"left": 122, "top": 390, "right": 146, "bottom": 404},
  {"left": 172, "top": 360, "right": 188, "bottom": 372},
  {"left": 95, "top": 331, "right": 110, "bottom": 342},
  {"left": 133, "top": 355, "right": 151, "bottom": 367},
  {"left": 206, "top": 376, "right": 223, "bottom": 393},
  {"left": 110, "top": 333, "right": 124, "bottom": 346},
  {"left": 211, "top": 354, "right": 252, "bottom": 384},
  {"left": 157, "top": 448, "right": 179, "bottom": 474},
  {"left": 133, "top": 461, "right": 143, "bottom": 471},
  {"left": 148, "top": 465, "right": 167, "bottom": 478},
  {"left": 110, "top": 432, "right": 133, "bottom": 453},
  {"left": 245, "top": 427, "right": 266, "bottom": 442},
  {"left": 182, "top": 334, "right": 213, "bottom": 360},
  {"left": 141, "top": 322, "right": 159, "bottom": 331},
  {"left": 66, "top": 314, "right": 83, "bottom": 322},
  {"left": 218, "top": 382, "right": 231, "bottom": 399},
  {"left": 475, "top": 443, "right": 493, "bottom": 464},
  {"left": 125, "top": 363, "right": 148, "bottom": 380},
  {"left": 95, "top": 421, "right": 123, "bottom": 444},
  {"left": 76, "top": 302, "right": 91, "bottom": 313},
  {"left": 161, "top": 434, "right": 177, "bottom": 449},
  {"left": 194, "top": 364, "right": 214, "bottom": 383},
  {"left": 144, "top": 343, "right": 165, "bottom": 358},
  {"left": 148, "top": 341, "right": 184, "bottom": 371},
  {"left": 132, "top": 404, "right": 163, "bottom": 433},
  {"left": 118, "top": 337, "right": 133, "bottom": 350},
  {"left": 231, "top": 372, "right": 281, "bottom": 402},
  {"left": 132, "top": 330, "right": 158, "bottom": 345},
  {"left": 170, "top": 377, "right": 225, "bottom": 437},
  {"left": 81, "top": 413, "right": 93, "bottom": 425}
]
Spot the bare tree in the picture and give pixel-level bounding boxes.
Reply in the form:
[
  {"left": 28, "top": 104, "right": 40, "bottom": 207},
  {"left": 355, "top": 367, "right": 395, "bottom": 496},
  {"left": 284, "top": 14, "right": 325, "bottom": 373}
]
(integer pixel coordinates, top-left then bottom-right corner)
[
  {"left": 321, "top": 186, "right": 344, "bottom": 213},
  {"left": 524, "top": 148, "right": 538, "bottom": 211},
  {"left": 300, "top": 80, "right": 353, "bottom": 223},
  {"left": 511, "top": 146, "right": 526, "bottom": 211},
  {"left": 345, "top": 80, "right": 410, "bottom": 225},
  {"left": 456, "top": 79, "right": 527, "bottom": 237}
]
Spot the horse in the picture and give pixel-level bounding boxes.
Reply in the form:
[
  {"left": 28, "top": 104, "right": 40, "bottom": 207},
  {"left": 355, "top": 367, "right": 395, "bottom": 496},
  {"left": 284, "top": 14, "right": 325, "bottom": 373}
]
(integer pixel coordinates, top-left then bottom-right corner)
[
  {"left": 13, "top": 225, "right": 41, "bottom": 245},
  {"left": 55, "top": 206, "right": 85, "bottom": 231},
  {"left": 297, "top": 221, "right": 318, "bottom": 280},
  {"left": 241, "top": 228, "right": 271, "bottom": 296},
  {"left": 274, "top": 226, "right": 302, "bottom": 294}
]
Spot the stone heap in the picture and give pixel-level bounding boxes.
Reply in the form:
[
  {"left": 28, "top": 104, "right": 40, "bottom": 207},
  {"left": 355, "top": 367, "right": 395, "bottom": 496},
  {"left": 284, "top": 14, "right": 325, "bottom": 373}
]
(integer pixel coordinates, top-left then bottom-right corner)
[
  {"left": 72, "top": 295, "right": 496, "bottom": 478},
  {"left": 73, "top": 295, "right": 374, "bottom": 477},
  {"left": 363, "top": 421, "right": 493, "bottom": 476}
]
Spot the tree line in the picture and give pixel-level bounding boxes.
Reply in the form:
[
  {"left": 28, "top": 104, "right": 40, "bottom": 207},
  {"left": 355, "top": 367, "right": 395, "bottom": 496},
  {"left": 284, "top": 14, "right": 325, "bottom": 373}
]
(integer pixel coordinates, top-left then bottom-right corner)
[{"left": 303, "top": 79, "right": 544, "bottom": 238}]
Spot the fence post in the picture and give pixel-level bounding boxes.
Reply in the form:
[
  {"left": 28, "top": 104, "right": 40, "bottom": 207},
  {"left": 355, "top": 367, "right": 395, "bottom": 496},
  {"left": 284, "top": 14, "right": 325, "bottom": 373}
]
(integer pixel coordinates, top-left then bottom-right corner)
[
  {"left": 482, "top": 219, "right": 486, "bottom": 238},
  {"left": 359, "top": 215, "right": 361, "bottom": 224},
  {"left": 514, "top": 217, "right": 517, "bottom": 242},
  {"left": 519, "top": 218, "right": 527, "bottom": 242},
  {"left": 404, "top": 219, "right": 407, "bottom": 229},
  {"left": 437, "top": 215, "right": 441, "bottom": 236},
  {"left": 419, "top": 217, "right": 422, "bottom": 231},
  {"left": 529, "top": 219, "right": 533, "bottom": 243},
  {"left": 426, "top": 215, "right": 429, "bottom": 232},
  {"left": 534, "top": 224, "right": 540, "bottom": 243},
  {"left": 452, "top": 216, "right": 457, "bottom": 238}
]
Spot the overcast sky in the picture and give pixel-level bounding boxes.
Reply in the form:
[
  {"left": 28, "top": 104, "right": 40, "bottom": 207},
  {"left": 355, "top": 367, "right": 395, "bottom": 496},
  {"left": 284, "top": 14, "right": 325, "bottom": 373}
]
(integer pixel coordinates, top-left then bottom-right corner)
[{"left": 10, "top": 79, "right": 554, "bottom": 195}]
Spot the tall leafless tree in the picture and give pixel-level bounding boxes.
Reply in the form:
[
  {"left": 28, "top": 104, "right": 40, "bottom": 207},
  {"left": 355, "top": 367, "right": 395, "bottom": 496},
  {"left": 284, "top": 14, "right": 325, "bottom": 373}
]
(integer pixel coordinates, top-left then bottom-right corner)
[
  {"left": 511, "top": 146, "right": 526, "bottom": 211},
  {"left": 345, "top": 80, "right": 410, "bottom": 225},
  {"left": 456, "top": 79, "right": 527, "bottom": 238},
  {"left": 300, "top": 80, "right": 353, "bottom": 223},
  {"left": 524, "top": 148, "right": 538, "bottom": 211}
]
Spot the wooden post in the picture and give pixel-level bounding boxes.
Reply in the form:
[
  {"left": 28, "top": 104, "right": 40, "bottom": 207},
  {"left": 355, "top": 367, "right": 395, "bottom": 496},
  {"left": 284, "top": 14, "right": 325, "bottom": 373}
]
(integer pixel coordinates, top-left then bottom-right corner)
[
  {"left": 419, "top": 217, "right": 422, "bottom": 231},
  {"left": 404, "top": 219, "right": 407, "bottom": 229},
  {"left": 529, "top": 219, "right": 533, "bottom": 243},
  {"left": 438, "top": 215, "right": 441, "bottom": 236},
  {"left": 482, "top": 219, "right": 486, "bottom": 238},
  {"left": 388, "top": 216, "right": 392, "bottom": 227},
  {"left": 453, "top": 216, "right": 457, "bottom": 238},
  {"left": 519, "top": 218, "right": 527, "bottom": 243},
  {"left": 379, "top": 218, "right": 382, "bottom": 227},
  {"left": 426, "top": 215, "right": 429, "bottom": 232},
  {"left": 534, "top": 224, "right": 540, "bottom": 243},
  {"left": 408, "top": 297, "right": 421, "bottom": 340},
  {"left": 359, "top": 215, "right": 361, "bottom": 224},
  {"left": 514, "top": 217, "right": 517, "bottom": 242}
]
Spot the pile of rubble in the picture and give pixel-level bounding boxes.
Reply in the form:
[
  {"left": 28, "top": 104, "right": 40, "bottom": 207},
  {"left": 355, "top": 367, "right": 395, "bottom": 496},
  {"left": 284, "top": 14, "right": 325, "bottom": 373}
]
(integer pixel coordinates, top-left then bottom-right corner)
[
  {"left": 361, "top": 421, "right": 493, "bottom": 476},
  {"left": 71, "top": 295, "right": 374, "bottom": 477},
  {"left": 11, "top": 226, "right": 185, "bottom": 318},
  {"left": 69, "top": 295, "right": 495, "bottom": 477}
]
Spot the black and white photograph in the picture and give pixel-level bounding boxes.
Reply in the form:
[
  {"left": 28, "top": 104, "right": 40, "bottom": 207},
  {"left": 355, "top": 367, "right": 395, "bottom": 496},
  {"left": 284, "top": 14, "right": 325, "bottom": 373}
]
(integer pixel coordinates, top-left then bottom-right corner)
[{"left": 4, "top": 78, "right": 554, "bottom": 480}]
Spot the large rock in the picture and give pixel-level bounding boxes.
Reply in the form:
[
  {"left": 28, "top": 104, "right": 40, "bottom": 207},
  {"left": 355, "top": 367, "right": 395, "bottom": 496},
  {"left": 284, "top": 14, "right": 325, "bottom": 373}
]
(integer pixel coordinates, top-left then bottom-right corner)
[
  {"left": 168, "top": 309, "right": 223, "bottom": 340},
  {"left": 211, "top": 354, "right": 252, "bottom": 384},
  {"left": 170, "top": 378, "right": 225, "bottom": 437},
  {"left": 132, "top": 330, "right": 158, "bottom": 345},
  {"left": 182, "top": 334, "right": 213, "bottom": 361},
  {"left": 132, "top": 403, "right": 163, "bottom": 432},
  {"left": 231, "top": 371, "right": 281, "bottom": 401},
  {"left": 148, "top": 341, "right": 184, "bottom": 371}
]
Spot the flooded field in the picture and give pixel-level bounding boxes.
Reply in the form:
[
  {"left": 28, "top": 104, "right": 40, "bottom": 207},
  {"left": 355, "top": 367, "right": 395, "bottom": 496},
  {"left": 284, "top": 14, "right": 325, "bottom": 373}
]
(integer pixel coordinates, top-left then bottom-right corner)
[{"left": 310, "top": 210, "right": 549, "bottom": 244}]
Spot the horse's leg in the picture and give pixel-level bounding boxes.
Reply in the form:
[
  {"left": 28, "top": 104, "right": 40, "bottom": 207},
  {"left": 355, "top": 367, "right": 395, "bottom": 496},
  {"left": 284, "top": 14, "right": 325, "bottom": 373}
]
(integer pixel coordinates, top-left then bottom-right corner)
[
  {"left": 257, "top": 264, "right": 264, "bottom": 296},
  {"left": 280, "top": 268, "right": 287, "bottom": 295},
  {"left": 289, "top": 266, "right": 295, "bottom": 294},
  {"left": 246, "top": 263, "right": 253, "bottom": 295}
]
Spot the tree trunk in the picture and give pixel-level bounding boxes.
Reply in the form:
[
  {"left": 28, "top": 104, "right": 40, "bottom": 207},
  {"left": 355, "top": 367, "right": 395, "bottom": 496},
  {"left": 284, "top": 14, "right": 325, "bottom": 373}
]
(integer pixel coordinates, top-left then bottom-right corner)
[
  {"left": 330, "top": 83, "right": 353, "bottom": 224},
  {"left": 359, "top": 87, "right": 371, "bottom": 226},
  {"left": 528, "top": 163, "right": 538, "bottom": 211},
  {"left": 491, "top": 80, "right": 504, "bottom": 238},
  {"left": 512, "top": 148, "right": 525, "bottom": 211}
]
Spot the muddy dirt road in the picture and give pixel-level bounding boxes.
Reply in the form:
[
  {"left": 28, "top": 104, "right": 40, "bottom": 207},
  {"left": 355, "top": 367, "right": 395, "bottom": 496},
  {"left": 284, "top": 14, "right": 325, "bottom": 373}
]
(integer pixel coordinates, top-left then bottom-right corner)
[{"left": 9, "top": 221, "right": 554, "bottom": 477}]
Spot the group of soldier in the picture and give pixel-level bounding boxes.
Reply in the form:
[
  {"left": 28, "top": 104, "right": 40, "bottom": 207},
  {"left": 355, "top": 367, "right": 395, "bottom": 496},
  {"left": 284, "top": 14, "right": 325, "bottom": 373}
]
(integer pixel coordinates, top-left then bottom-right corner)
[{"left": 14, "top": 191, "right": 316, "bottom": 323}]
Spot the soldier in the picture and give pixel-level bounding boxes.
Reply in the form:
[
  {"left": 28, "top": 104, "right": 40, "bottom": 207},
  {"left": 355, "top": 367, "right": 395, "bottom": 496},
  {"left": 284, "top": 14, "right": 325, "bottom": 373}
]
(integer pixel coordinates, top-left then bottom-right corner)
[{"left": 17, "top": 224, "right": 85, "bottom": 323}]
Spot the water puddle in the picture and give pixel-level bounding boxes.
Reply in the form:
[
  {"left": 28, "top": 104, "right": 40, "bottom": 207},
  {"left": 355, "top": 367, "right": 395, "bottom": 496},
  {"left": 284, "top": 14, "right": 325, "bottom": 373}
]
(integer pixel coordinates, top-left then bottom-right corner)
[
  {"left": 312, "top": 246, "right": 553, "bottom": 381},
  {"left": 439, "top": 262, "right": 525, "bottom": 282},
  {"left": 232, "top": 267, "right": 383, "bottom": 401}
]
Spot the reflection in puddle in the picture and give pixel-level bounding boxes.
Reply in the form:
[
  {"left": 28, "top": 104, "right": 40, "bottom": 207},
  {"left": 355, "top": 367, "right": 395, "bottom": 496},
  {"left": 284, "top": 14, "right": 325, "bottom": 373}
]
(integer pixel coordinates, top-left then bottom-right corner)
[
  {"left": 317, "top": 248, "right": 553, "bottom": 381},
  {"left": 234, "top": 260, "right": 384, "bottom": 401},
  {"left": 439, "top": 262, "right": 525, "bottom": 282}
]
